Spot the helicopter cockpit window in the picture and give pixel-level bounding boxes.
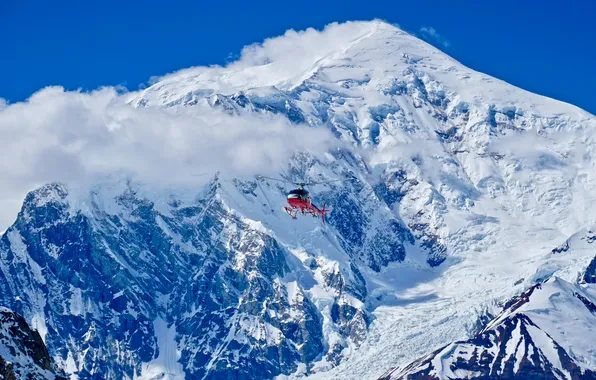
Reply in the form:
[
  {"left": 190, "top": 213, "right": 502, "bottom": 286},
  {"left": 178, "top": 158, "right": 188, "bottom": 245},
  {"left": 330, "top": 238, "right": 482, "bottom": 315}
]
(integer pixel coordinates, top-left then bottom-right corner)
[{"left": 289, "top": 189, "right": 308, "bottom": 199}]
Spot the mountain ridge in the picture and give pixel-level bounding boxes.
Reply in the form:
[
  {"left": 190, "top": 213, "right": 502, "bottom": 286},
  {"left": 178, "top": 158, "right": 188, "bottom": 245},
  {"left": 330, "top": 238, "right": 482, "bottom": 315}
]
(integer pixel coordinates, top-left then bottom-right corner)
[
  {"left": 132, "top": 20, "right": 594, "bottom": 120},
  {"left": 384, "top": 277, "right": 596, "bottom": 379}
]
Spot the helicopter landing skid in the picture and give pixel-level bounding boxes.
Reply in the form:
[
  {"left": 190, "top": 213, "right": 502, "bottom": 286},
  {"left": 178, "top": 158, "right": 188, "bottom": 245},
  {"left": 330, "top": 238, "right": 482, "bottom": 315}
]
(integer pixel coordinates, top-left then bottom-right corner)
[{"left": 284, "top": 206, "right": 298, "bottom": 219}]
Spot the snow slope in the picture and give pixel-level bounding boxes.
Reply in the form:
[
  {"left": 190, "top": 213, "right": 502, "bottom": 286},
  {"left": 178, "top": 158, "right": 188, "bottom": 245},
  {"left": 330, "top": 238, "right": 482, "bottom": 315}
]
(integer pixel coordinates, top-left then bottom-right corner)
[
  {"left": 1, "top": 20, "right": 596, "bottom": 379},
  {"left": 132, "top": 21, "right": 592, "bottom": 120},
  {"left": 136, "top": 319, "right": 185, "bottom": 380}
]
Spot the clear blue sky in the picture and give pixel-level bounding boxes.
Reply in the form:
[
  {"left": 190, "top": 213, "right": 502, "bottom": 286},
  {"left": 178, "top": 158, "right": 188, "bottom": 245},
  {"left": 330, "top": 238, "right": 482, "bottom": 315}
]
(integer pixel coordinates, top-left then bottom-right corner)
[{"left": 1, "top": 0, "right": 595, "bottom": 114}]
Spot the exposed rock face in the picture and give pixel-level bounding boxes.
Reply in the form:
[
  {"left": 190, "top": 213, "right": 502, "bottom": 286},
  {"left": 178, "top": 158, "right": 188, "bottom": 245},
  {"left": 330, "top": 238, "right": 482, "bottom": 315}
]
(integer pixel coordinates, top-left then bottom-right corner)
[
  {"left": 0, "top": 307, "right": 66, "bottom": 380},
  {"left": 0, "top": 180, "right": 375, "bottom": 379},
  {"left": 583, "top": 255, "right": 596, "bottom": 284}
]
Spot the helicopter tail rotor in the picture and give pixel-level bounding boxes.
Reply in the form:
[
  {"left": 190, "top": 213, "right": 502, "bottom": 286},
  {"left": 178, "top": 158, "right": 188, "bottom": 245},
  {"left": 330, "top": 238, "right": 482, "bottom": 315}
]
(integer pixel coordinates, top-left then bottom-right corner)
[{"left": 320, "top": 202, "right": 330, "bottom": 224}]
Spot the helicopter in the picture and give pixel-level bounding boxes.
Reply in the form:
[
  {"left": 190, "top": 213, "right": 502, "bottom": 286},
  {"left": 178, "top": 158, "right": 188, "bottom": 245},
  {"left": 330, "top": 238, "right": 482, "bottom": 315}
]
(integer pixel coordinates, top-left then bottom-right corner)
[{"left": 256, "top": 175, "right": 353, "bottom": 223}]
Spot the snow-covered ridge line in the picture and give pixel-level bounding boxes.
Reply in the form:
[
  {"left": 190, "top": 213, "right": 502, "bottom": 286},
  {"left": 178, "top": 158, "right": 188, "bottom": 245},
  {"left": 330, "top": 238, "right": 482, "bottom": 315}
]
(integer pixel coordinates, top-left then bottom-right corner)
[{"left": 132, "top": 20, "right": 593, "bottom": 120}]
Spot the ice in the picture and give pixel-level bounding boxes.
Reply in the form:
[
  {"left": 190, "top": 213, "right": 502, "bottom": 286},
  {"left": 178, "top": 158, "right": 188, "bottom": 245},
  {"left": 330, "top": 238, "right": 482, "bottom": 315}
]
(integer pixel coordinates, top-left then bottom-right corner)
[
  {"left": 7, "top": 229, "right": 45, "bottom": 284},
  {"left": 69, "top": 287, "right": 84, "bottom": 316},
  {"left": 30, "top": 313, "right": 47, "bottom": 344},
  {"left": 136, "top": 318, "right": 185, "bottom": 380}
]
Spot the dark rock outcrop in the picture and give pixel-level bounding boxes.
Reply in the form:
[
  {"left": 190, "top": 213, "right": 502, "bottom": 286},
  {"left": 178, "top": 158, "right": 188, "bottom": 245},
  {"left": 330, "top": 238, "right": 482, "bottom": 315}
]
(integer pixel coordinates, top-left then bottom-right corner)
[{"left": 0, "top": 307, "right": 66, "bottom": 379}]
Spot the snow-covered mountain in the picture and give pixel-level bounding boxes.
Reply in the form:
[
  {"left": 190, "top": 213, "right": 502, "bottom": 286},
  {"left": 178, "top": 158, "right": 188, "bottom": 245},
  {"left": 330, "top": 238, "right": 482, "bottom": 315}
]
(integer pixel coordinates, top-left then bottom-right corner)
[
  {"left": 383, "top": 227, "right": 596, "bottom": 379},
  {"left": 1, "top": 20, "right": 596, "bottom": 379},
  {"left": 384, "top": 277, "right": 596, "bottom": 379}
]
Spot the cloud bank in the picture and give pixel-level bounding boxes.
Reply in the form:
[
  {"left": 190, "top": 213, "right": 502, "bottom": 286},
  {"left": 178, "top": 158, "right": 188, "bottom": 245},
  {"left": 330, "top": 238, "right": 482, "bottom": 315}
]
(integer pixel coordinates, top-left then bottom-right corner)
[
  {"left": 0, "top": 86, "right": 333, "bottom": 229},
  {"left": 2, "top": 22, "right": 390, "bottom": 230},
  {"left": 233, "top": 21, "right": 374, "bottom": 67},
  {"left": 1, "top": 20, "right": 395, "bottom": 231}
]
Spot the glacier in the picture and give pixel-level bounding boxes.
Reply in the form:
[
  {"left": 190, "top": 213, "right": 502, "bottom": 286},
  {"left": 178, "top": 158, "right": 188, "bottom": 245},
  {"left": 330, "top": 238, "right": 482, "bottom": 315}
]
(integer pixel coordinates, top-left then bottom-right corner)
[{"left": 1, "top": 20, "right": 596, "bottom": 379}]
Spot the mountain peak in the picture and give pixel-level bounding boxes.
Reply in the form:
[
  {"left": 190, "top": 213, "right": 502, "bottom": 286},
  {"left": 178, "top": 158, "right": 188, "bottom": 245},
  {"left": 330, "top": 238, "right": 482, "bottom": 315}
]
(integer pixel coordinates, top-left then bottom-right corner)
[
  {"left": 131, "top": 21, "right": 592, "bottom": 121},
  {"left": 23, "top": 183, "right": 68, "bottom": 208}
]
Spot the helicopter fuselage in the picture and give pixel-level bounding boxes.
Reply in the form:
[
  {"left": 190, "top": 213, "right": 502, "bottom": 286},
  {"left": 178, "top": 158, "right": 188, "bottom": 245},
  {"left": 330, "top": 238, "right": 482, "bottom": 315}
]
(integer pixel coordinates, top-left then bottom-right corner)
[
  {"left": 285, "top": 189, "right": 329, "bottom": 223},
  {"left": 255, "top": 175, "right": 351, "bottom": 224}
]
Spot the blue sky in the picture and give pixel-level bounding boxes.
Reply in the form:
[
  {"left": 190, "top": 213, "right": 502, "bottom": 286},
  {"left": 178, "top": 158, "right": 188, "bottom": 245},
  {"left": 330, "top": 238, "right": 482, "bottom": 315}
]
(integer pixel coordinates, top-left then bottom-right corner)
[{"left": 1, "top": 0, "right": 595, "bottom": 113}]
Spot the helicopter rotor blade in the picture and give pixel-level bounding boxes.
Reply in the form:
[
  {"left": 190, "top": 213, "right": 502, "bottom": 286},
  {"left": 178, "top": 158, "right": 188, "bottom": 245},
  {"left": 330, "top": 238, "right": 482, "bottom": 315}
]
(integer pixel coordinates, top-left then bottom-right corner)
[
  {"left": 302, "top": 177, "right": 355, "bottom": 186},
  {"left": 255, "top": 175, "right": 291, "bottom": 184},
  {"left": 257, "top": 175, "right": 355, "bottom": 187}
]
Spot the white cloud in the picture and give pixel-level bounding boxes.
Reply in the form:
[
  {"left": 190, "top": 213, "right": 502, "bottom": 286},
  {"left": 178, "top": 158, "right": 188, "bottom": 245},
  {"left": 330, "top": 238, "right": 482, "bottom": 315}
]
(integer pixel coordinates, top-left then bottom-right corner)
[
  {"left": 419, "top": 26, "right": 450, "bottom": 48},
  {"left": 151, "top": 20, "right": 384, "bottom": 92},
  {"left": 0, "top": 86, "right": 333, "bottom": 230},
  {"left": 0, "top": 19, "right": 396, "bottom": 230},
  {"left": 233, "top": 21, "right": 374, "bottom": 68}
]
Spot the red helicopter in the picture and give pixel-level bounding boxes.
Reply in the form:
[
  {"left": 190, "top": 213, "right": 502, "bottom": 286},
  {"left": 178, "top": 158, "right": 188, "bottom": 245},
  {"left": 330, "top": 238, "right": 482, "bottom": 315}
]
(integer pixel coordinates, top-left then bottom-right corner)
[{"left": 256, "top": 175, "right": 353, "bottom": 223}]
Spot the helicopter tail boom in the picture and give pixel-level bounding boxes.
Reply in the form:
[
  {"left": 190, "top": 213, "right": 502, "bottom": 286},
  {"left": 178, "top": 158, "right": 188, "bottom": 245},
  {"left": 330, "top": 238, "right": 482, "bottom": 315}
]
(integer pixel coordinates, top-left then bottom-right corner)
[{"left": 319, "top": 202, "right": 330, "bottom": 224}]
